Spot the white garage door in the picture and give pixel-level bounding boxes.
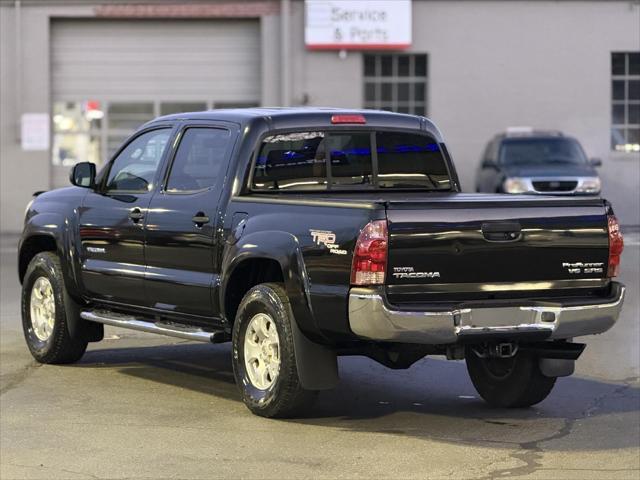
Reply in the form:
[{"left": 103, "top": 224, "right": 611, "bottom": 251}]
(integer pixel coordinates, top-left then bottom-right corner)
[
  {"left": 50, "top": 19, "right": 260, "bottom": 187},
  {"left": 52, "top": 19, "right": 260, "bottom": 101}
]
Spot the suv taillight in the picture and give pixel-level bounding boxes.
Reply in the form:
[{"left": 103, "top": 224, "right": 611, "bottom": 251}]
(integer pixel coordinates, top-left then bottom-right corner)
[
  {"left": 351, "top": 220, "right": 388, "bottom": 285},
  {"left": 607, "top": 214, "right": 624, "bottom": 277}
]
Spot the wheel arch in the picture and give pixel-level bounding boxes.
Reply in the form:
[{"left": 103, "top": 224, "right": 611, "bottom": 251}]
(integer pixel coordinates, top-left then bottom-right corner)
[
  {"left": 223, "top": 256, "right": 285, "bottom": 327},
  {"left": 19, "top": 234, "right": 58, "bottom": 284},
  {"left": 222, "top": 233, "right": 339, "bottom": 391},
  {"left": 220, "top": 230, "right": 318, "bottom": 340},
  {"left": 19, "top": 212, "right": 83, "bottom": 300}
]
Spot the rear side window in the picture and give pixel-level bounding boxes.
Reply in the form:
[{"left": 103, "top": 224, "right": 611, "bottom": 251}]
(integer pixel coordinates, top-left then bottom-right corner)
[
  {"left": 251, "top": 130, "right": 451, "bottom": 192},
  {"left": 166, "top": 127, "right": 231, "bottom": 192}
]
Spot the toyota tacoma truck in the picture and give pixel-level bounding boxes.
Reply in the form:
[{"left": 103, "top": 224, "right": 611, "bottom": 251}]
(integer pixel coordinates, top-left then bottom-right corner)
[{"left": 19, "top": 108, "right": 625, "bottom": 418}]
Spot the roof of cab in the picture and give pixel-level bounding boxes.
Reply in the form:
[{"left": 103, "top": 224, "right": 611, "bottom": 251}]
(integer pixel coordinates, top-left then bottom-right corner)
[{"left": 145, "top": 107, "right": 445, "bottom": 142}]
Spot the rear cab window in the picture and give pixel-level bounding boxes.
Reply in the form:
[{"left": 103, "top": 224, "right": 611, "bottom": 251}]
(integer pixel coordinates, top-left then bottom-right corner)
[{"left": 251, "top": 130, "right": 452, "bottom": 192}]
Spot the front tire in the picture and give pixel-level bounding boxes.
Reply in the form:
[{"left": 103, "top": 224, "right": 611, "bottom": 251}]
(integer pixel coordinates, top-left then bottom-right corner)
[
  {"left": 465, "top": 347, "right": 556, "bottom": 408},
  {"left": 232, "top": 283, "right": 317, "bottom": 418},
  {"left": 21, "top": 252, "right": 88, "bottom": 364}
]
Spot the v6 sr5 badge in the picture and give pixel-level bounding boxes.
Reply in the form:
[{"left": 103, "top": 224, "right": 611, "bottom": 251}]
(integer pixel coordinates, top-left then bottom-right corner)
[{"left": 310, "top": 229, "right": 347, "bottom": 255}]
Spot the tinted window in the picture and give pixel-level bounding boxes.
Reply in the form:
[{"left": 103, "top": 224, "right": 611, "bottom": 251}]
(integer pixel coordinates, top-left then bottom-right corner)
[
  {"left": 376, "top": 132, "right": 450, "bottom": 189},
  {"left": 251, "top": 130, "right": 452, "bottom": 192},
  {"left": 106, "top": 129, "right": 171, "bottom": 192},
  {"left": 499, "top": 138, "right": 588, "bottom": 166},
  {"left": 253, "top": 132, "right": 327, "bottom": 191},
  {"left": 166, "top": 128, "right": 230, "bottom": 192},
  {"left": 329, "top": 133, "right": 373, "bottom": 187}
]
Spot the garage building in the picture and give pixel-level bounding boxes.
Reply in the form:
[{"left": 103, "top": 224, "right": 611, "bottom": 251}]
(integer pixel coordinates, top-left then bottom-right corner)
[{"left": 1, "top": 0, "right": 639, "bottom": 232}]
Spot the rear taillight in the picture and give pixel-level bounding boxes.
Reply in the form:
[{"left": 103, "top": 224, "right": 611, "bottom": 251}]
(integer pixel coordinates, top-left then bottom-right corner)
[
  {"left": 607, "top": 214, "right": 624, "bottom": 277},
  {"left": 351, "top": 220, "right": 388, "bottom": 285}
]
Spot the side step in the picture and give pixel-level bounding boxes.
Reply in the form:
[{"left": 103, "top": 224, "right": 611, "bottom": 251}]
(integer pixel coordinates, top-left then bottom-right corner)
[{"left": 80, "top": 310, "right": 228, "bottom": 343}]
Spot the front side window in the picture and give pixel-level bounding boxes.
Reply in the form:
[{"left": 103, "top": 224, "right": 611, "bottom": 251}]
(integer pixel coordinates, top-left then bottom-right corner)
[
  {"left": 252, "top": 130, "right": 451, "bottom": 192},
  {"left": 166, "top": 128, "right": 231, "bottom": 192},
  {"left": 611, "top": 52, "right": 640, "bottom": 152},
  {"left": 105, "top": 129, "right": 171, "bottom": 192}
]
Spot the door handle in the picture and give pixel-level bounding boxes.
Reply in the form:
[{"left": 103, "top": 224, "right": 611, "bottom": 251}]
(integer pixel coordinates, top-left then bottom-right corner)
[
  {"left": 192, "top": 212, "right": 210, "bottom": 227},
  {"left": 481, "top": 221, "right": 522, "bottom": 242},
  {"left": 129, "top": 208, "right": 144, "bottom": 222}
]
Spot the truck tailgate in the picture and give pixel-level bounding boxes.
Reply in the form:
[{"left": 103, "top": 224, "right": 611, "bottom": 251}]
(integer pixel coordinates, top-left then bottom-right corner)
[{"left": 385, "top": 194, "right": 609, "bottom": 298}]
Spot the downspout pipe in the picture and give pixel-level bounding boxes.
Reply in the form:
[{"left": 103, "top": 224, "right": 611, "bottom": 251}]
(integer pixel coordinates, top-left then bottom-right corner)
[
  {"left": 280, "top": 0, "right": 290, "bottom": 107},
  {"left": 15, "top": 0, "right": 22, "bottom": 141}
]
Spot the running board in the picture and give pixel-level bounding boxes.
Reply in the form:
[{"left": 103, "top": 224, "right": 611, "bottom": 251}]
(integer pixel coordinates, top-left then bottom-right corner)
[{"left": 80, "top": 310, "right": 228, "bottom": 343}]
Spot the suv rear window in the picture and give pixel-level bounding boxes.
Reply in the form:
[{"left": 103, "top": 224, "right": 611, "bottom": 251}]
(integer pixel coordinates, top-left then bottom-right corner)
[{"left": 252, "top": 130, "right": 451, "bottom": 192}]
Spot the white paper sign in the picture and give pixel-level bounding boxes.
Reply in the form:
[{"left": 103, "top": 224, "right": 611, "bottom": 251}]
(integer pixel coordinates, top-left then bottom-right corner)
[
  {"left": 21, "top": 113, "right": 50, "bottom": 151},
  {"left": 305, "top": 0, "right": 411, "bottom": 50}
]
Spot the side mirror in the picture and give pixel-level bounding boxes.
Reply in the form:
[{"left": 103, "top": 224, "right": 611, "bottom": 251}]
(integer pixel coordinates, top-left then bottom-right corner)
[
  {"left": 70, "top": 162, "right": 96, "bottom": 188},
  {"left": 590, "top": 157, "right": 602, "bottom": 167},
  {"left": 482, "top": 159, "right": 498, "bottom": 170}
]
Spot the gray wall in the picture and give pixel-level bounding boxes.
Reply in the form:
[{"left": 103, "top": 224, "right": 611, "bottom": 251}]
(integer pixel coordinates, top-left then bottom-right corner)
[
  {"left": 1, "top": 0, "right": 639, "bottom": 234},
  {"left": 294, "top": 0, "right": 640, "bottom": 224}
]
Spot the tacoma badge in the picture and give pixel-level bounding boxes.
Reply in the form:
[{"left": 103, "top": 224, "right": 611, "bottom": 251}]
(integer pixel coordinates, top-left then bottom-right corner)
[{"left": 393, "top": 266, "right": 440, "bottom": 279}]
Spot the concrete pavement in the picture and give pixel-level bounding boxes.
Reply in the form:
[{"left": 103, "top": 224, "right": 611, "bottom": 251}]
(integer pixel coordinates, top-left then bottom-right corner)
[{"left": 1, "top": 233, "right": 638, "bottom": 479}]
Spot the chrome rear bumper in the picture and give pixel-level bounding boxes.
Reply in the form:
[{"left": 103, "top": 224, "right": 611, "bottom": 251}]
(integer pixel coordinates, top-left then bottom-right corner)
[{"left": 348, "top": 283, "right": 625, "bottom": 344}]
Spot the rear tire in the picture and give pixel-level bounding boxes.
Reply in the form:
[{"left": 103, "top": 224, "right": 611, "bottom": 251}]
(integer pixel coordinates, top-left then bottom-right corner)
[
  {"left": 465, "top": 347, "right": 556, "bottom": 408},
  {"left": 232, "top": 283, "right": 317, "bottom": 418},
  {"left": 21, "top": 252, "right": 88, "bottom": 364}
]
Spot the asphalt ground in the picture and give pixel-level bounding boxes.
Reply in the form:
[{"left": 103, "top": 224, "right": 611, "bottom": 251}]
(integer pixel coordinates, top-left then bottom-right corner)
[{"left": 1, "top": 232, "right": 638, "bottom": 479}]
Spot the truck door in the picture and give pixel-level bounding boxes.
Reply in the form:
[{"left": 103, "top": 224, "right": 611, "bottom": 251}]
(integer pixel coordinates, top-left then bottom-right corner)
[
  {"left": 78, "top": 127, "right": 173, "bottom": 305},
  {"left": 143, "top": 124, "right": 236, "bottom": 318}
]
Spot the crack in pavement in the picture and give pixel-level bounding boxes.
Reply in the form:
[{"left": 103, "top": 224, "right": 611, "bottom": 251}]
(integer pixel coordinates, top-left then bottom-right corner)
[
  {"left": 477, "top": 377, "right": 639, "bottom": 480},
  {"left": 0, "top": 360, "right": 41, "bottom": 396},
  {"left": 3, "top": 462, "right": 103, "bottom": 479}
]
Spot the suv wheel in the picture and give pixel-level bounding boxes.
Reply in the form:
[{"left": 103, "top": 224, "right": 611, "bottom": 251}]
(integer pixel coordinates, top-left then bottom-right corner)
[
  {"left": 232, "top": 283, "right": 317, "bottom": 418},
  {"left": 465, "top": 347, "right": 556, "bottom": 408},
  {"left": 22, "top": 252, "right": 88, "bottom": 364}
]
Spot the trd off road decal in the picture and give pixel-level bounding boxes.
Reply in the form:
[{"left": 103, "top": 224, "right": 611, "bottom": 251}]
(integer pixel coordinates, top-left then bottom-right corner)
[{"left": 310, "top": 229, "right": 347, "bottom": 255}]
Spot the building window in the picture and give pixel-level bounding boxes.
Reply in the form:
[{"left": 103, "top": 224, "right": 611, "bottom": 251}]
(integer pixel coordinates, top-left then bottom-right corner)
[
  {"left": 52, "top": 101, "right": 102, "bottom": 167},
  {"left": 51, "top": 100, "right": 225, "bottom": 169},
  {"left": 611, "top": 52, "right": 640, "bottom": 152},
  {"left": 364, "top": 54, "right": 428, "bottom": 116}
]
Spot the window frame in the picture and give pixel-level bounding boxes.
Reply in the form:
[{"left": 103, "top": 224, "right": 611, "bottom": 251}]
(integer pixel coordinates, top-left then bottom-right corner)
[
  {"left": 160, "top": 125, "right": 234, "bottom": 195},
  {"left": 363, "top": 54, "right": 429, "bottom": 116},
  {"left": 611, "top": 51, "right": 640, "bottom": 152},
  {"left": 99, "top": 125, "right": 175, "bottom": 195},
  {"left": 246, "top": 127, "right": 454, "bottom": 194}
]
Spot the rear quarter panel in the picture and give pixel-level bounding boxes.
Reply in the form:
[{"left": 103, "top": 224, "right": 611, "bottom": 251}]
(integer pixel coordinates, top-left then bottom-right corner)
[{"left": 222, "top": 196, "right": 382, "bottom": 341}]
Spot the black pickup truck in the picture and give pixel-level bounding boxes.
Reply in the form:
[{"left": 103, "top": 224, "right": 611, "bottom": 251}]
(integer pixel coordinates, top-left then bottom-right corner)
[{"left": 19, "top": 108, "right": 625, "bottom": 418}]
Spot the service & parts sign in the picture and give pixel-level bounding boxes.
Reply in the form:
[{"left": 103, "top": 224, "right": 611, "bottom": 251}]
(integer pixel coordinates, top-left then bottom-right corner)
[{"left": 305, "top": 0, "right": 412, "bottom": 50}]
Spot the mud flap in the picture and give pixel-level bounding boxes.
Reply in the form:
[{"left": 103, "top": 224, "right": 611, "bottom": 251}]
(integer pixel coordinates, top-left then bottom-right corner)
[
  {"left": 290, "top": 317, "right": 339, "bottom": 390},
  {"left": 64, "top": 289, "right": 103, "bottom": 342},
  {"left": 539, "top": 358, "right": 575, "bottom": 377}
]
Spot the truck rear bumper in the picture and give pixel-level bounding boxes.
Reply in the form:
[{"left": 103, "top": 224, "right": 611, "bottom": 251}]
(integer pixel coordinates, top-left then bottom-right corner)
[{"left": 348, "top": 282, "right": 625, "bottom": 344}]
